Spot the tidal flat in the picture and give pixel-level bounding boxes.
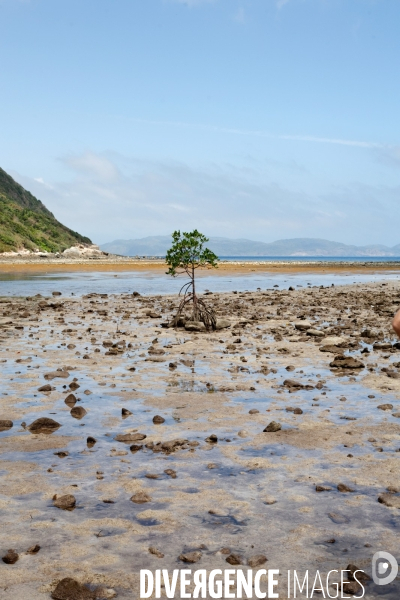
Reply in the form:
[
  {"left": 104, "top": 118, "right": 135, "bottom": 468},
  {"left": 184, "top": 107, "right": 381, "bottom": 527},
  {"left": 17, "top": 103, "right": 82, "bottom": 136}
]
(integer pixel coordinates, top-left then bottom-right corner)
[{"left": 1, "top": 282, "right": 400, "bottom": 598}]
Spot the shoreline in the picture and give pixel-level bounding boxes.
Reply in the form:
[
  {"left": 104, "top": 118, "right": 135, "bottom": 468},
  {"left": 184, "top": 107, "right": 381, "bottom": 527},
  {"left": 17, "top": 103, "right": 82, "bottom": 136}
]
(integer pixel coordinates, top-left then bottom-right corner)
[{"left": 1, "top": 256, "right": 400, "bottom": 275}]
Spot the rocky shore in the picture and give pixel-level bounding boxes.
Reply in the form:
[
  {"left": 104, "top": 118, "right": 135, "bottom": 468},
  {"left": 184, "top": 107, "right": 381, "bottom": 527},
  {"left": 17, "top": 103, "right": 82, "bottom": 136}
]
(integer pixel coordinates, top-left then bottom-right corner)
[{"left": 1, "top": 282, "right": 400, "bottom": 598}]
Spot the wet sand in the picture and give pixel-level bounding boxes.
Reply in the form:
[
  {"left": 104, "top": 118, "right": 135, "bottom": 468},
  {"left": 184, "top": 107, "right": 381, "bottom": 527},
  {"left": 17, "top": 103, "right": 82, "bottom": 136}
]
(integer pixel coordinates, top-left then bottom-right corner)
[{"left": 1, "top": 282, "right": 400, "bottom": 598}]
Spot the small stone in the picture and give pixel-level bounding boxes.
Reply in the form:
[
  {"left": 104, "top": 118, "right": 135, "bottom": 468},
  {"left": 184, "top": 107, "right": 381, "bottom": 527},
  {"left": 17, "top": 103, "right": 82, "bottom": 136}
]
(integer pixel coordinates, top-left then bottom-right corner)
[
  {"left": 115, "top": 433, "right": 146, "bottom": 443},
  {"left": 237, "top": 430, "right": 249, "bottom": 438},
  {"left": 316, "top": 485, "right": 332, "bottom": 492},
  {"left": 226, "top": 554, "right": 242, "bottom": 565},
  {"left": 377, "top": 404, "right": 393, "bottom": 411},
  {"left": 38, "top": 384, "right": 52, "bottom": 392},
  {"left": 121, "top": 408, "right": 132, "bottom": 416},
  {"left": 65, "top": 393, "right": 77, "bottom": 407},
  {"left": 263, "top": 421, "right": 281, "bottom": 433},
  {"left": 329, "top": 357, "right": 364, "bottom": 370},
  {"left": 0, "top": 419, "right": 13, "bottom": 431},
  {"left": 149, "top": 546, "right": 164, "bottom": 558},
  {"left": 153, "top": 415, "right": 165, "bottom": 424},
  {"left": 130, "top": 492, "right": 151, "bottom": 504},
  {"left": 346, "top": 564, "right": 371, "bottom": 582},
  {"left": 54, "top": 451, "right": 69, "bottom": 458},
  {"left": 220, "top": 547, "right": 231, "bottom": 555},
  {"left": 51, "top": 578, "right": 95, "bottom": 600},
  {"left": 179, "top": 551, "right": 202, "bottom": 564},
  {"left": 27, "top": 544, "right": 41, "bottom": 554},
  {"left": 164, "top": 469, "right": 177, "bottom": 478},
  {"left": 70, "top": 406, "right": 87, "bottom": 419},
  {"left": 378, "top": 493, "right": 400, "bottom": 509},
  {"left": 2, "top": 549, "right": 18, "bottom": 564},
  {"left": 130, "top": 444, "right": 143, "bottom": 453},
  {"left": 248, "top": 555, "right": 268, "bottom": 568},
  {"left": 264, "top": 496, "right": 277, "bottom": 505},
  {"left": 87, "top": 436, "right": 97, "bottom": 447},
  {"left": 342, "top": 581, "right": 363, "bottom": 596},
  {"left": 27, "top": 417, "right": 61, "bottom": 434},
  {"left": 249, "top": 409, "right": 259, "bottom": 414},
  {"left": 337, "top": 483, "right": 355, "bottom": 493},
  {"left": 205, "top": 434, "right": 218, "bottom": 443},
  {"left": 53, "top": 494, "right": 76, "bottom": 510}
]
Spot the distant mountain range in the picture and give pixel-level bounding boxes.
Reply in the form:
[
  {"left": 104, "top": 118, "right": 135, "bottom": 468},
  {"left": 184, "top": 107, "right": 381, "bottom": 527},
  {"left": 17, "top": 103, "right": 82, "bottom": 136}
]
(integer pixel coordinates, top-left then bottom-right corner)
[
  {"left": 0, "top": 167, "right": 91, "bottom": 253},
  {"left": 100, "top": 236, "right": 400, "bottom": 257}
]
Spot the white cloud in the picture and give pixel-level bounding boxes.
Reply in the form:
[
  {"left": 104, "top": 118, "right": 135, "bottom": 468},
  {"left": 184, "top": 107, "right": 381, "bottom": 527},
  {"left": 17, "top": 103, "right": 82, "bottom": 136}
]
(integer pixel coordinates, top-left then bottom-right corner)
[{"left": 11, "top": 151, "right": 400, "bottom": 247}]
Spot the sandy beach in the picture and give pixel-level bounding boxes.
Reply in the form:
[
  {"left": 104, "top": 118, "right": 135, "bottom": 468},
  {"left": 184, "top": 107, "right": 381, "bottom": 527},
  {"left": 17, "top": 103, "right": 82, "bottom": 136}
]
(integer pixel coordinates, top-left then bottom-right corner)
[{"left": 1, "top": 279, "right": 400, "bottom": 598}]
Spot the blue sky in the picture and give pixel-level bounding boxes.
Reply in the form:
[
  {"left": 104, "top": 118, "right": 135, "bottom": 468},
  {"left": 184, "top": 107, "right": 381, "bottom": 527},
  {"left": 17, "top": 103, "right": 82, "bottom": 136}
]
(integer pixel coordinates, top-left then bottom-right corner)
[{"left": 1, "top": 0, "right": 399, "bottom": 245}]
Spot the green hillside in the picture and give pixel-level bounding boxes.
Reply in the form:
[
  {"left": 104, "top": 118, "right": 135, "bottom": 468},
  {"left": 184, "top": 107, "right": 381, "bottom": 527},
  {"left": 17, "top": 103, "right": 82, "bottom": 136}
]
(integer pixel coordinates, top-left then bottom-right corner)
[{"left": 0, "top": 167, "right": 91, "bottom": 253}]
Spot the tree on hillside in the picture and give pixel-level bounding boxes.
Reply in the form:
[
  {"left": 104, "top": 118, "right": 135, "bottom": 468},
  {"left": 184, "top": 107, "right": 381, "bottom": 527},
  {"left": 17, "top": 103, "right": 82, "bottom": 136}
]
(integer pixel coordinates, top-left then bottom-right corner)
[{"left": 166, "top": 229, "right": 219, "bottom": 330}]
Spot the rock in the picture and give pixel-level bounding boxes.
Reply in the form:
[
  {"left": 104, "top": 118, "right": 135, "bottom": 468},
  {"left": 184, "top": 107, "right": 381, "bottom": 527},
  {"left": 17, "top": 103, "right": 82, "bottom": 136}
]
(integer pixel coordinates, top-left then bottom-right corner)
[
  {"left": 378, "top": 493, "right": 400, "bottom": 509},
  {"left": 87, "top": 436, "right": 97, "bottom": 447},
  {"left": 294, "top": 321, "right": 312, "bottom": 331},
  {"left": 54, "top": 451, "right": 69, "bottom": 458},
  {"left": 373, "top": 342, "right": 392, "bottom": 350},
  {"left": 179, "top": 551, "right": 202, "bottom": 564},
  {"left": 322, "top": 336, "right": 346, "bottom": 346},
  {"left": 130, "top": 492, "right": 151, "bottom": 504},
  {"left": 205, "top": 434, "right": 218, "bottom": 443},
  {"left": 249, "top": 409, "right": 259, "bottom": 414},
  {"left": 149, "top": 546, "right": 164, "bottom": 558},
  {"left": 130, "top": 444, "right": 143, "bottom": 453},
  {"left": 264, "top": 496, "right": 277, "bottom": 505},
  {"left": 69, "top": 381, "right": 80, "bottom": 391},
  {"left": 286, "top": 407, "right": 303, "bottom": 414},
  {"left": 337, "top": 483, "right": 355, "bottom": 493},
  {"left": 377, "top": 404, "right": 393, "bottom": 411},
  {"left": 52, "top": 291, "right": 62, "bottom": 296},
  {"left": 53, "top": 494, "right": 76, "bottom": 510},
  {"left": 263, "top": 421, "right": 281, "bottom": 433},
  {"left": 283, "top": 379, "right": 305, "bottom": 390},
  {"left": 38, "top": 384, "right": 52, "bottom": 392},
  {"left": 2, "top": 549, "right": 18, "bottom": 564},
  {"left": 65, "top": 393, "right": 77, "bottom": 407},
  {"left": 316, "top": 486, "right": 332, "bottom": 492},
  {"left": 392, "top": 412, "right": 400, "bottom": 418},
  {"left": 306, "top": 328, "right": 325, "bottom": 337},
  {"left": 153, "top": 415, "right": 165, "bottom": 424},
  {"left": 27, "top": 544, "right": 41, "bottom": 554},
  {"left": 342, "top": 581, "right": 363, "bottom": 596},
  {"left": 238, "top": 430, "right": 249, "bottom": 438},
  {"left": 94, "top": 587, "right": 117, "bottom": 599},
  {"left": 248, "top": 555, "right": 268, "bottom": 568},
  {"left": 115, "top": 432, "right": 146, "bottom": 443},
  {"left": 27, "top": 417, "right": 61, "bottom": 434},
  {"left": 320, "top": 345, "right": 345, "bottom": 354},
  {"left": 44, "top": 370, "right": 69, "bottom": 380},
  {"left": 329, "top": 357, "right": 364, "bottom": 369},
  {"left": 346, "top": 564, "right": 370, "bottom": 582},
  {"left": 185, "top": 321, "right": 206, "bottom": 332},
  {"left": 51, "top": 578, "right": 96, "bottom": 600},
  {"left": 0, "top": 419, "right": 13, "bottom": 431},
  {"left": 122, "top": 408, "right": 132, "bottom": 416},
  {"left": 164, "top": 469, "right": 177, "bottom": 478},
  {"left": 70, "top": 406, "right": 87, "bottom": 419},
  {"left": 226, "top": 554, "right": 242, "bottom": 565},
  {"left": 328, "top": 512, "right": 350, "bottom": 524},
  {"left": 215, "top": 319, "right": 231, "bottom": 329}
]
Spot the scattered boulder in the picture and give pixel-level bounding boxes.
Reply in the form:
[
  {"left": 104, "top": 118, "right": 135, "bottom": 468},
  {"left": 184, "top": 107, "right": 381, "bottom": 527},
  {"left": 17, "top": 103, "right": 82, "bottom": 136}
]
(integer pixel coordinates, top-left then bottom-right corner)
[
  {"left": 122, "top": 408, "right": 132, "bottom": 416},
  {"left": 87, "top": 436, "right": 97, "bottom": 447},
  {"left": 27, "top": 544, "right": 41, "bottom": 554},
  {"left": 215, "top": 319, "right": 231, "bottom": 330},
  {"left": 377, "top": 404, "right": 393, "bottom": 411},
  {"left": 53, "top": 494, "right": 76, "bottom": 510},
  {"left": 263, "top": 421, "right": 281, "bottom": 433},
  {"left": 44, "top": 370, "right": 69, "bottom": 380},
  {"left": 65, "top": 393, "right": 77, "bottom": 407},
  {"left": 149, "top": 547, "right": 164, "bottom": 558},
  {"left": 248, "top": 555, "right": 268, "bottom": 568},
  {"left": 38, "top": 384, "right": 52, "bottom": 392},
  {"left": 337, "top": 483, "right": 355, "bottom": 493},
  {"left": 185, "top": 321, "right": 206, "bottom": 332},
  {"left": 179, "top": 551, "right": 202, "bottom": 564},
  {"left": 27, "top": 417, "right": 61, "bottom": 434},
  {"left": 51, "top": 578, "right": 96, "bottom": 600},
  {"left": 153, "top": 415, "right": 165, "bottom": 424},
  {"left": 329, "top": 356, "right": 364, "bottom": 370},
  {"left": 2, "top": 549, "right": 18, "bottom": 564},
  {"left": 130, "top": 492, "right": 151, "bottom": 504},
  {"left": 205, "top": 434, "right": 218, "bottom": 443},
  {"left": 378, "top": 493, "right": 400, "bottom": 509},
  {"left": 0, "top": 419, "right": 13, "bottom": 431},
  {"left": 115, "top": 432, "right": 146, "bottom": 443},
  {"left": 294, "top": 321, "right": 312, "bottom": 331},
  {"left": 70, "top": 406, "right": 87, "bottom": 419},
  {"left": 226, "top": 554, "right": 242, "bottom": 565},
  {"left": 164, "top": 469, "right": 177, "bottom": 479}
]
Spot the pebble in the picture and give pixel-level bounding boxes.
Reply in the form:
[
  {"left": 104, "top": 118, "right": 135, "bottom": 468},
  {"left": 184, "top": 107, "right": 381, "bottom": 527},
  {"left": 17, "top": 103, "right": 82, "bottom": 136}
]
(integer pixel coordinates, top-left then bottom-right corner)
[{"left": 2, "top": 549, "right": 19, "bottom": 564}]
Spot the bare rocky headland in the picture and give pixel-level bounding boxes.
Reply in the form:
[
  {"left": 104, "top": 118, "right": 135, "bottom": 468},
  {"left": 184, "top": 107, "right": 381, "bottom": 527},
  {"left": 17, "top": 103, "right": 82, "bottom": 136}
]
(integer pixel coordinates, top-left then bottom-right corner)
[{"left": 1, "top": 282, "right": 400, "bottom": 598}]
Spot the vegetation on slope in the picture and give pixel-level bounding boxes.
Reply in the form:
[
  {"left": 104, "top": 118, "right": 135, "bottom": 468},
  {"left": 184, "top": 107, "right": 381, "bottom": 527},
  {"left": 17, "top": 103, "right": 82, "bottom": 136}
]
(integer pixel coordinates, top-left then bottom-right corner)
[{"left": 0, "top": 167, "right": 91, "bottom": 253}]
